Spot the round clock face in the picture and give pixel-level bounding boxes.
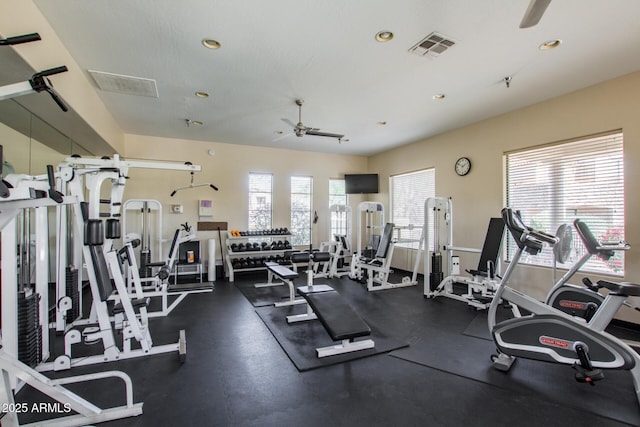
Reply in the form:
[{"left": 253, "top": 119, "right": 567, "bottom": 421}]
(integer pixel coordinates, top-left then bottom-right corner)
[{"left": 455, "top": 157, "right": 471, "bottom": 176}]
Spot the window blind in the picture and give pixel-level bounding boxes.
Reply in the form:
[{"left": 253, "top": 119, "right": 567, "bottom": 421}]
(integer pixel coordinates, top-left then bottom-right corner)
[
  {"left": 390, "top": 168, "right": 435, "bottom": 248},
  {"left": 505, "top": 131, "right": 624, "bottom": 275},
  {"left": 248, "top": 173, "right": 272, "bottom": 230},
  {"left": 291, "top": 176, "right": 312, "bottom": 246}
]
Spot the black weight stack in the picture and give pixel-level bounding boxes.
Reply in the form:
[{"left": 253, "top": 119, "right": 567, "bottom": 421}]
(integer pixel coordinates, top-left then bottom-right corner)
[
  {"left": 429, "top": 252, "right": 444, "bottom": 291},
  {"left": 17, "top": 291, "right": 42, "bottom": 368},
  {"left": 66, "top": 267, "right": 80, "bottom": 322}
]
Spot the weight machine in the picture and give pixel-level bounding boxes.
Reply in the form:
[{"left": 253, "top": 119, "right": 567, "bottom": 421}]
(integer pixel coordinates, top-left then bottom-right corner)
[
  {"left": 350, "top": 202, "right": 424, "bottom": 291},
  {"left": 0, "top": 154, "right": 143, "bottom": 426},
  {"left": 349, "top": 201, "right": 385, "bottom": 281},
  {"left": 423, "top": 197, "right": 504, "bottom": 309},
  {"left": 319, "top": 204, "right": 352, "bottom": 278}
]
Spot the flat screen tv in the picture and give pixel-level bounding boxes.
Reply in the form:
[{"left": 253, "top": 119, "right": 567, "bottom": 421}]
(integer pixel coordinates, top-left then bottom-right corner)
[{"left": 344, "top": 173, "right": 379, "bottom": 194}]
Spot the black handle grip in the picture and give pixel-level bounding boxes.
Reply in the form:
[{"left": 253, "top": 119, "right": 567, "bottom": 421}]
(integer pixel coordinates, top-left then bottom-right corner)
[
  {"left": 46, "top": 165, "right": 56, "bottom": 188},
  {"left": 209, "top": 184, "right": 219, "bottom": 191},
  {"left": 1, "top": 33, "right": 41, "bottom": 46},
  {"left": 35, "top": 66, "right": 68, "bottom": 78},
  {"left": 46, "top": 165, "right": 64, "bottom": 203},
  {"left": 46, "top": 88, "right": 69, "bottom": 112}
]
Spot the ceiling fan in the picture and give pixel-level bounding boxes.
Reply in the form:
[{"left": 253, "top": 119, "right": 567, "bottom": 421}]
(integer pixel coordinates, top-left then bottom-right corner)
[
  {"left": 281, "top": 99, "right": 345, "bottom": 141},
  {"left": 520, "top": 0, "right": 552, "bottom": 28}
]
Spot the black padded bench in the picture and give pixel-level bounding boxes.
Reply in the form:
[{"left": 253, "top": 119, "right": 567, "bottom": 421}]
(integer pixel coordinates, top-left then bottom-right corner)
[{"left": 295, "top": 286, "right": 374, "bottom": 358}]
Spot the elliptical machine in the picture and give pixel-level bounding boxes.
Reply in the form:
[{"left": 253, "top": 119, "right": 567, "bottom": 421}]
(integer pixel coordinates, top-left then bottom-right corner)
[
  {"left": 489, "top": 208, "right": 640, "bottom": 405},
  {"left": 546, "top": 218, "right": 632, "bottom": 321}
]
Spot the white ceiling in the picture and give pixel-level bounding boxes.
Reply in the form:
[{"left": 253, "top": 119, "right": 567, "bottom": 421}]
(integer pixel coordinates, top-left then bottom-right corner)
[{"left": 29, "top": 0, "right": 640, "bottom": 156}]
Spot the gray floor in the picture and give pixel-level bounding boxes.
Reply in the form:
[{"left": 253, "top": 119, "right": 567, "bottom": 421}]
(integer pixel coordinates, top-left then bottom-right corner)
[{"left": 14, "top": 272, "right": 640, "bottom": 426}]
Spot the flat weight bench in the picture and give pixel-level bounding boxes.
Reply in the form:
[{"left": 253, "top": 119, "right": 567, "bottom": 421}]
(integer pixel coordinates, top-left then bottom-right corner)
[
  {"left": 260, "top": 261, "right": 307, "bottom": 307},
  {"left": 296, "top": 286, "right": 375, "bottom": 358}
]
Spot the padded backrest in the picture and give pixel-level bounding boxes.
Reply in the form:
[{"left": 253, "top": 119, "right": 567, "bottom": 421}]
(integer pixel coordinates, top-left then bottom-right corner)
[
  {"left": 89, "top": 245, "right": 114, "bottom": 301},
  {"left": 476, "top": 217, "right": 505, "bottom": 273},
  {"left": 167, "top": 229, "right": 181, "bottom": 261},
  {"left": 375, "top": 223, "right": 395, "bottom": 258},
  {"left": 338, "top": 235, "right": 349, "bottom": 252},
  {"left": 574, "top": 219, "right": 614, "bottom": 259}
]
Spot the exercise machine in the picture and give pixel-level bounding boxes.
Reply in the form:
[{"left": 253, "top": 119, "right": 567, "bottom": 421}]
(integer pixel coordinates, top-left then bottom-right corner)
[
  {"left": 123, "top": 199, "right": 163, "bottom": 279},
  {"left": 423, "top": 197, "right": 504, "bottom": 309},
  {"left": 488, "top": 208, "right": 640, "bottom": 406},
  {"left": 319, "top": 204, "right": 352, "bottom": 278},
  {"left": 0, "top": 152, "right": 143, "bottom": 425},
  {"left": 546, "top": 218, "right": 633, "bottom": 321},
  {"left": 349, "top": 201, "right": 385, "bottom": 281}
]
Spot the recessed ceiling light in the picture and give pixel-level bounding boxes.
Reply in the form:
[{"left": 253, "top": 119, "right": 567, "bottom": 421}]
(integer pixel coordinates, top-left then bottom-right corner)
[
  {"left": 195, "top": 91, "right": 209, "bottom": 98},
  {"left": 433, "top": 94, "right": 446, "bottom": 100},
  {"left": 539, "top": 39, "right": 561, "bottom": 50},
  {"left": 202, "top": 39, "right": 221, "bottom": 49},
  {"left": 377, "top": 121, "right": 388, "bottom": 126},
  {"left": 375, "top": 31, "right": 394, "bottom": 43}
]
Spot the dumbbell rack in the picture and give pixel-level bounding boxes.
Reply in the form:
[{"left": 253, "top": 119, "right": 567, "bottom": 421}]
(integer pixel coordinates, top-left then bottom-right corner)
[{"left": 225, "top": 229, "right": 293, "bottom": 282}]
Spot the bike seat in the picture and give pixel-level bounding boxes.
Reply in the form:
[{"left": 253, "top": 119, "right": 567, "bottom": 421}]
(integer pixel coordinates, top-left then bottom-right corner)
[{"left": 597, "top": 280, "right": 640, "bottom": 297}]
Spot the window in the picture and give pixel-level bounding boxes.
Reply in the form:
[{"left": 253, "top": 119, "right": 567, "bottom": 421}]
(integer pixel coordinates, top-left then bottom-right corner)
[
  {"left": 390, "top": 168, "right": 435, "bottom": 248},
  {"left": 329, "top": 179, "right": 348, "bottom": 238},
  {"left": 248, "top": 173, "right": 272, "bottom": 231},
  {"left": 505, "top": 131, "right": 624, "bottom": 275},
  {"left": 291, "top": 176, "right": 313, "bottom": 246}
]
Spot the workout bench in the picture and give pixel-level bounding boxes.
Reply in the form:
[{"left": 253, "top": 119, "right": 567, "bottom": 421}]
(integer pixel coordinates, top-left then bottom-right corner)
[
  {"left": 296, "top": 286, "right": 375, "bottom": 357},
  {"left": 285, "top": 251, "right": 375, "bottom": 357},
  {"left": 260, "top": 261, "right": 306, "bottom": 307}
]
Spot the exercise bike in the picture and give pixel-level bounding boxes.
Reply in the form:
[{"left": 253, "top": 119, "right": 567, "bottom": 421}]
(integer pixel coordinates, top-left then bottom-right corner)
[
  {"left": 547, "top": 218, "right": 634, "bottom": 321},
  {"left": 488, "top": 208, "right": 640, "bottom": 406}
]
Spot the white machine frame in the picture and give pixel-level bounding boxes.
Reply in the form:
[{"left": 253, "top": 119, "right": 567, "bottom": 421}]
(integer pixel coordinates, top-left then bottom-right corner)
[{"left": 423, "top": 197, "right": 502, "bottom": 309}]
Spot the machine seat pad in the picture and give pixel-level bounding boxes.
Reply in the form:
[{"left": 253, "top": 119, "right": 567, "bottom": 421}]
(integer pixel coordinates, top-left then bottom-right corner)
[
  {"left": 302, "top": 290, "right": 371, "bottom": 341},
  {"left": 265, "top": 262, "right": 299, "bottom": 280},
  {"left": 597, "top": 280, "right": 640, "bottom": 297},
  {"left": 113, "top": 297, "right": 150, "bottom": 315}
]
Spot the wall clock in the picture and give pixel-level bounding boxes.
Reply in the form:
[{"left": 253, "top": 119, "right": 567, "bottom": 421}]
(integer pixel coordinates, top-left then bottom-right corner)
[{"left": 455, "top": 157, "right": 471, "bottom": 176}]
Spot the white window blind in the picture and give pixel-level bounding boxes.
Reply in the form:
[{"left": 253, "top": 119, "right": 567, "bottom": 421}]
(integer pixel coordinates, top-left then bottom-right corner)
[
  {"left": 505, "top": 131, "right": 624, "bottom": 275},
  {"left": 329, "top": 179, "right": 348, "bottom": 238},
  {"left": 248, "top": 173, "right": 272, "bottom": 230},
  {"left": 291, "top": 176, "right": 312, "bottom": 246},
  {"left": 390, "top": 168, "right": 435, "bottom": 248}
]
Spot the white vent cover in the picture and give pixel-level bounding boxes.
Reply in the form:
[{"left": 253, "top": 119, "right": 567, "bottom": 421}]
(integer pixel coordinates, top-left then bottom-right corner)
[
  {"left": 88, "top": 70, "right": 159, "bottom": 97},
  {"left": 409, "top": 32, "right": 456, "bottom": 58}
]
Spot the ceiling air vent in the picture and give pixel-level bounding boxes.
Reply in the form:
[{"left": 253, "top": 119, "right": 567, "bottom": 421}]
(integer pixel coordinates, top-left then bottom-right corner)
[
  {"left": 409, "top": 32, "right": 456, "bottom": 58},
  {"left": 88, "top": 70, "right": 159, "bottom": 97}
]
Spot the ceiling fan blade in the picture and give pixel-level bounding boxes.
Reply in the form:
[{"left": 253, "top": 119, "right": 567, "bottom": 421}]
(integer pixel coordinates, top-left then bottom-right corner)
[
  {"left": 306, "top": 129, "right": 345, "bottom": 139},
  {"left": 281, "top": 118, "right": 297, "bottom": 128},
  {"left": 520, "top": 0, "right": 551, "bottom": 28}
]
